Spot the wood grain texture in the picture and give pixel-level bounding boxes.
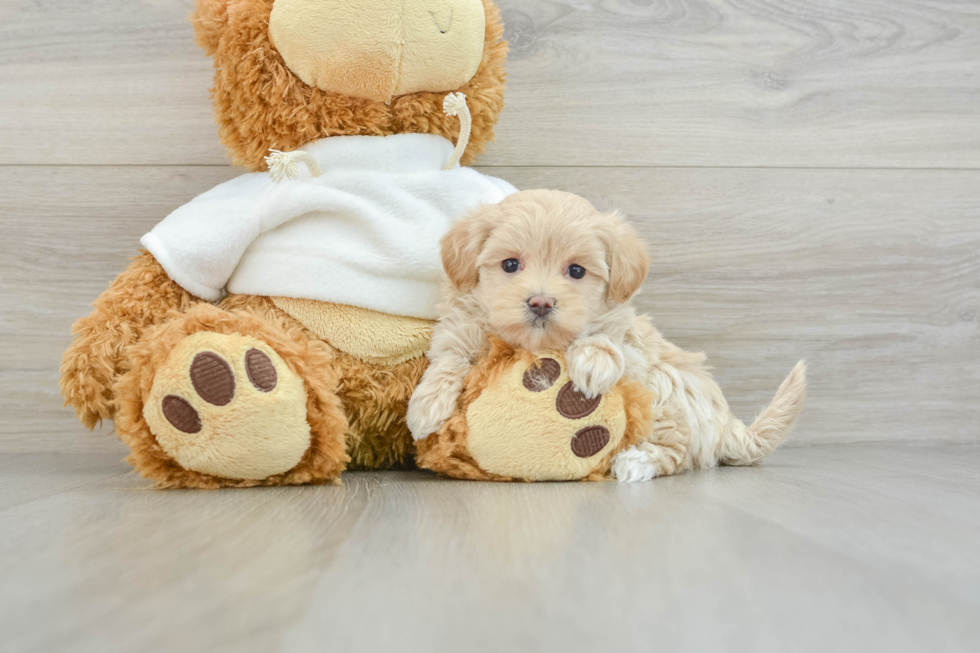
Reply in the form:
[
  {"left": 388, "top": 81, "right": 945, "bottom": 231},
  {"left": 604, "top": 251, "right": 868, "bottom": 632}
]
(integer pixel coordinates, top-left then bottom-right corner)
[
  {"left": 1, "top": 165, "right": 977, "bottom": 453},
  {"left": 1, "top": 445, "right": 978, "bottom": 653},
  {"left": 2, "top": 0, "right": 979, "bottom": 167}
]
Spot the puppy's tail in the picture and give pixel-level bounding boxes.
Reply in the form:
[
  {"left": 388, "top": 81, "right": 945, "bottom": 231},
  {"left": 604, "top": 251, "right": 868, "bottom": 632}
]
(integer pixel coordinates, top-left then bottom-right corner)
[{"left": 718, "top": 361, "right": 807, "bottom": 466}]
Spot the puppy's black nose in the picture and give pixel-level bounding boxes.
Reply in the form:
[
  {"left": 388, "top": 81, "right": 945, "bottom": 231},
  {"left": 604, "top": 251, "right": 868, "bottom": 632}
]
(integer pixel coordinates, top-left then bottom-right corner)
[{"left": 528, "top": 295, "right": 555, "bottom": 318}]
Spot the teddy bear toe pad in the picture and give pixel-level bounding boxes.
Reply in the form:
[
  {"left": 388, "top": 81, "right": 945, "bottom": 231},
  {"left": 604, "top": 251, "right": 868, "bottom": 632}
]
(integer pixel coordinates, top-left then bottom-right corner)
[
  {"left": 144, "top": 332, "right": 311, "bottom": 480},
  {"left": 571, "top": 426, "right": 611, "bottom": 458}
]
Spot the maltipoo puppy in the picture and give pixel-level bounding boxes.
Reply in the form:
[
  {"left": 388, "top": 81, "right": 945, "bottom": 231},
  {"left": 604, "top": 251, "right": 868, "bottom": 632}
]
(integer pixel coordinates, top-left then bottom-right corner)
[{"left": 407, "top": 189, "right": 806, "bottom": 481}]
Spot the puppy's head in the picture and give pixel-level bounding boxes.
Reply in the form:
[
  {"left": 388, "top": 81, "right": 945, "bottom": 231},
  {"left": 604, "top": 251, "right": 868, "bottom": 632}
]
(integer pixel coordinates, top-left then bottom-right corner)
[{"left": 442, "top": 189, "right": 649, "bottom": 351}]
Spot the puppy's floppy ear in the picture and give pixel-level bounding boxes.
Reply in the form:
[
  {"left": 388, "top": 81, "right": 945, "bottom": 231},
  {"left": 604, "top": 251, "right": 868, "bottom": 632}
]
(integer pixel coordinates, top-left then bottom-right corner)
[
  {"left": 604, "top": 214, "right": 650, "bottom": 303},
  {"left": 441, "top": 207, "right": 496, "bottom": 293}
]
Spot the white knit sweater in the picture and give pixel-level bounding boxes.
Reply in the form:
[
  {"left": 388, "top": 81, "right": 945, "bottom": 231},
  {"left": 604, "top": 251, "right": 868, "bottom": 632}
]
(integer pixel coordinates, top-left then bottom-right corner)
[{"left": 141, "top": 134, "right": 517, "bottom": 319}]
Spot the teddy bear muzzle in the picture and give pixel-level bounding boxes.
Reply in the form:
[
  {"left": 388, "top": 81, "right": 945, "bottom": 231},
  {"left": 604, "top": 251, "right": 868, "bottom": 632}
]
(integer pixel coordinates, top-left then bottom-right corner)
[{"left": 268, "top": 0, "right": 487, "bottom": 102}]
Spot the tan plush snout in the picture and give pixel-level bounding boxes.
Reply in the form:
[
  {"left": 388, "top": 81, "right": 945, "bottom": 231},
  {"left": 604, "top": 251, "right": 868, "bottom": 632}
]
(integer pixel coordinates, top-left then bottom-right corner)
[{"left": 269, "top": 0, "right": 487, "bottom": 102}]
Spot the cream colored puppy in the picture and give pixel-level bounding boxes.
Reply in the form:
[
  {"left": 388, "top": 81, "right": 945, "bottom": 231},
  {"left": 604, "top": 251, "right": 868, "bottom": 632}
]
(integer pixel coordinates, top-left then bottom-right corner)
[{"left": 407, "top": 190, "right": 807, "bottom": 481}]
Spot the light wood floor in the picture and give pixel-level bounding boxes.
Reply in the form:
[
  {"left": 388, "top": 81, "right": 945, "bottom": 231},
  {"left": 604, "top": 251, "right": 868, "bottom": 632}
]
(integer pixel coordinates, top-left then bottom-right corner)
[
  {"left": 1, "top": 445, "right": 978, "bottom": 653},
  {"left": 1, "top": 1, "right": 979, "bottom": 651}
]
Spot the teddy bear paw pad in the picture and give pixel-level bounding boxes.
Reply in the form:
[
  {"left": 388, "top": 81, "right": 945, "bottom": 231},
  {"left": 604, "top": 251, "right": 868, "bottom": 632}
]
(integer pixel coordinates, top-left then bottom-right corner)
[
  {"left": 466, "top": 354, "right": 628, "bottom": 481},
  {"left": 143, "top": 332, "right": 311, "bottom": 480},
  {"left": 571, "top": 426, "right": 610, "bottom": 458}
]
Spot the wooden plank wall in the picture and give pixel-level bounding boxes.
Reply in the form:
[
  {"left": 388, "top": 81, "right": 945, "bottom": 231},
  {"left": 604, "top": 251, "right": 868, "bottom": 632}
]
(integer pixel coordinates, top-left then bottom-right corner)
[{"left": 1, "top": 0, "right": 978, "bottom": 453}]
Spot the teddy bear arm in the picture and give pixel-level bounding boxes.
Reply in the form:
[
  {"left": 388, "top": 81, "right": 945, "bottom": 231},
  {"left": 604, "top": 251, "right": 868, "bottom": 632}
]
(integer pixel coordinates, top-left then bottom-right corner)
[{"left": 59, "top": 249, "right": 198, "bottom": 428}]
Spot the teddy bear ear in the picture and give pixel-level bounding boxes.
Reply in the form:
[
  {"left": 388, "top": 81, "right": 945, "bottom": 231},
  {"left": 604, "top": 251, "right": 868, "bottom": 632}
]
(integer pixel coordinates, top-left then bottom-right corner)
[{"left": 190, "top": 0, "right": 233, "bottom": 56}]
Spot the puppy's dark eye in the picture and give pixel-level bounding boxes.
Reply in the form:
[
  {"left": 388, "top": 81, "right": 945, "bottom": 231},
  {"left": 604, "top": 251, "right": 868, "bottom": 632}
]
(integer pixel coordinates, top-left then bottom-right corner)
[
  {"left": 568, "top": 264, "right": 586, "bottom": 280},
  {"left": 502, "top": 259, "right": 521, "bottom": 274}
]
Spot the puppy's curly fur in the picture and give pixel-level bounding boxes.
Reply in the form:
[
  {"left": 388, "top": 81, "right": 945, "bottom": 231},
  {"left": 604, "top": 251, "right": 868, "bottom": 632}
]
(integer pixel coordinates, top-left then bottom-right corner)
[
  {"left": 408, "top": 190, "right": 808, "bottom": 481},
  {"left": 192, "top": 0, "right": 508, "bottom": 170}
]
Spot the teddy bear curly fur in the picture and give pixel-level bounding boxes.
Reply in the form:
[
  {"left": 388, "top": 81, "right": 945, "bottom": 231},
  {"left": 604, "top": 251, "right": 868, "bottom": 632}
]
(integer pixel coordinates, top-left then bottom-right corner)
[
  {"left": 194, "top": 0, "right": 507, "bottom": 171},
  {"left": 59, "top": 0, "right": 510, "bottom": 488}
]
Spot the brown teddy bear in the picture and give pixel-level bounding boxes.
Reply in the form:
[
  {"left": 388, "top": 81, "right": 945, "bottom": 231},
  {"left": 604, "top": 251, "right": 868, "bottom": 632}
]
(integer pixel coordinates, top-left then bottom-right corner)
[
  {"left": 60, "top": 0, "right": 655, "bottom": 487},
  {"left": 59, "top": 0, "right": 513, "bottom": 488}
]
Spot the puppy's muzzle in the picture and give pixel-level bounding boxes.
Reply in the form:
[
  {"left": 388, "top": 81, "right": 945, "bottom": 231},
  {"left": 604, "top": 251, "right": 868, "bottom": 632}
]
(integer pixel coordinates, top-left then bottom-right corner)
[{"left": 527, "top": 294, "right": 555, "bottom": 319}]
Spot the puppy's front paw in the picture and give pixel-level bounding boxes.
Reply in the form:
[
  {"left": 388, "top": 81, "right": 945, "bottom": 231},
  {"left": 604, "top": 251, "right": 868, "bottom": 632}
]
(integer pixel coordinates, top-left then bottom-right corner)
[
  {"left": 407, "top": 380, "right": 462, "bottom": 441},
  {"left": 566, "top": 336, "right": 625, "bottom": 399},
  {"left": 611, "top": 445, "right": 662, "bottom": 482}
]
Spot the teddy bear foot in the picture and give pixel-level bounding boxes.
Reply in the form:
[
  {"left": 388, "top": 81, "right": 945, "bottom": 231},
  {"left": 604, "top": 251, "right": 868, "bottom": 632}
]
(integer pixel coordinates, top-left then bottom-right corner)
[
  {"left": 462, "top": 353, "right": 631, "bottom": 481},
  {"left": 113, "top": 304, "right": 350, "bottom": 488},
  {"left": 417, "top": 340, "right": 655, "bottom": 482},
  {"left": 142, "top": 331, "right": 311, "bottom": 480}
]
